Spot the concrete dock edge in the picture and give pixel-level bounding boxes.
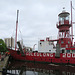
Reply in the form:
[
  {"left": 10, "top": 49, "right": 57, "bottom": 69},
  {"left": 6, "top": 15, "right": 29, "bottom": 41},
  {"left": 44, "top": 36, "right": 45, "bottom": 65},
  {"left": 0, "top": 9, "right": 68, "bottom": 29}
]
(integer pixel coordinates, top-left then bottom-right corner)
[{"left": 0, "top": 56, "right": 9, "bottom": 75}]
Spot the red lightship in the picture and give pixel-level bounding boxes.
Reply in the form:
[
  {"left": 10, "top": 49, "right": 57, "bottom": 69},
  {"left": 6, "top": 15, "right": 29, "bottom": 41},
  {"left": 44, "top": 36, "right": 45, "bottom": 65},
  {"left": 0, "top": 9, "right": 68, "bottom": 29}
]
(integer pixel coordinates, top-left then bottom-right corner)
[{"left": 8, "top": 1, "right": 75, "bottom": 65}]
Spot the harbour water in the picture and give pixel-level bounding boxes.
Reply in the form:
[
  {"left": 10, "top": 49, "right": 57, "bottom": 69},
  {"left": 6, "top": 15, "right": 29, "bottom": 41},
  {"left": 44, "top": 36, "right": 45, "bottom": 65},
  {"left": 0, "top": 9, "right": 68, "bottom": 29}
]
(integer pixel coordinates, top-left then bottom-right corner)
[{"left": 6, "top": 60, "right": 75, "bottom": 75}]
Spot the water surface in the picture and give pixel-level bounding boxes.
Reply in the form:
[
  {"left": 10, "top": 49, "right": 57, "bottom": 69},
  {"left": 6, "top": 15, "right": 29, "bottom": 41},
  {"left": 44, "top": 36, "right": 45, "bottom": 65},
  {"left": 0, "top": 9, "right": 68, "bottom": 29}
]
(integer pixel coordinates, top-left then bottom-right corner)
[{"left": 7, "top": 60, "right": 75, "bottom": 75}]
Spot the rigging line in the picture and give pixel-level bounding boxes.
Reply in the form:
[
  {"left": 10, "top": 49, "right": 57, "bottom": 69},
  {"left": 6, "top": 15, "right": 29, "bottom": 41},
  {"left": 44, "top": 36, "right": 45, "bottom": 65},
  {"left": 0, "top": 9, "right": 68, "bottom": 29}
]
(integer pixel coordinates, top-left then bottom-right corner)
[
  {"left": 72, "top": 6, "right": 75, "bottom": 11},
  {"left": 19, "top": 29, "right": 23, "bottom": 40}
]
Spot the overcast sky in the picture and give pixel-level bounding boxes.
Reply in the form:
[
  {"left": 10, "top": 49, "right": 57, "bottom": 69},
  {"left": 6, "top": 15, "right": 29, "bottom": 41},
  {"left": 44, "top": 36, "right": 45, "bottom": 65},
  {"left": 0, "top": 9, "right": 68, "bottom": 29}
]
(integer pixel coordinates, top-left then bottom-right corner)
[{"left": 0, "top": 0, "right": 75, "bottom": 50}]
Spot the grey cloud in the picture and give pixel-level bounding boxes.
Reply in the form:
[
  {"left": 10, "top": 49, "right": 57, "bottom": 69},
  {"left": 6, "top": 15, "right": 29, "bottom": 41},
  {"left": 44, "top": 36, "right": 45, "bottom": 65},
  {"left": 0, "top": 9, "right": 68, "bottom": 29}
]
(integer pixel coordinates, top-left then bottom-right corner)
[{"left": 0, "top": 0, "right": 74, "bottom": 49}]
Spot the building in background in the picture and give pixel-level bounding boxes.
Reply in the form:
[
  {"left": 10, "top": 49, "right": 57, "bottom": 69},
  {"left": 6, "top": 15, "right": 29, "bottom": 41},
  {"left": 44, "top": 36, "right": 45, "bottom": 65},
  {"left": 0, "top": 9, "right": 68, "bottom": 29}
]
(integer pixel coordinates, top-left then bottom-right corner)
[{"left": 4, "top": 37, "right": 14, "bottom": 48}]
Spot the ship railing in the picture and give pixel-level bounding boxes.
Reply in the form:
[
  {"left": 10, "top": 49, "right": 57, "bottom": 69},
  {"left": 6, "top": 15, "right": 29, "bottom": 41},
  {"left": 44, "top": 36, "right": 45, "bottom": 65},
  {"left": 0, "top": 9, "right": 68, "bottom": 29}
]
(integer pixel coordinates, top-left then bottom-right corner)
[
  {"left": 56, "top": 21, "right": 71, "bottom": 27},
  {"left": 58, "top": 36, "right": 71, "bottom": 38},
  {"left": 0, "top": 68, "right": 18, "bottom": 75}
]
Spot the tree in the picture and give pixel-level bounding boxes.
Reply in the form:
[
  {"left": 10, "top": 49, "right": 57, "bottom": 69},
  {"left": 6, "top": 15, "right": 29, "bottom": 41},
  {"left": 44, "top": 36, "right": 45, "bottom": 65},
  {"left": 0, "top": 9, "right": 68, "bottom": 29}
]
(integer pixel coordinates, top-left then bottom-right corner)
[{"left": 0, "top": 39, "right": 7, "bottom": 52}]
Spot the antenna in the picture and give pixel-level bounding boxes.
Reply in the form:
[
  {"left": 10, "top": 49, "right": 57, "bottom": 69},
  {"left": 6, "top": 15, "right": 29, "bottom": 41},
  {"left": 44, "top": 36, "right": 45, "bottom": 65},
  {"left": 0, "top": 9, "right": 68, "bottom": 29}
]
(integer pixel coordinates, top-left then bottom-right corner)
[
  {"left": 17, "top": 10, "right": 19, "bottom": 22},
  {"left": 71, "top": 1, "right": 73, "bottom": 46}
]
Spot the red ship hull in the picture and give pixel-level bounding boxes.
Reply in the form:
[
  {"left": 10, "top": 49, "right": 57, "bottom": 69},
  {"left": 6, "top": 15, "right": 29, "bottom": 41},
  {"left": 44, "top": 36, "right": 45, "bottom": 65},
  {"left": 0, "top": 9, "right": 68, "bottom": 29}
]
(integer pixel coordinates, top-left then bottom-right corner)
[{"left": 8, "top": 49, "right": 75, "bottom": 65}]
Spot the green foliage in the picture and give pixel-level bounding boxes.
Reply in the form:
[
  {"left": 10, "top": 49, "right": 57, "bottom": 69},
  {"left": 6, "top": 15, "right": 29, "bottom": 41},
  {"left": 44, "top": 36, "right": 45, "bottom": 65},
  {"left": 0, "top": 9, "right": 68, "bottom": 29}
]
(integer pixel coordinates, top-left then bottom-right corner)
[{"left": 0, "top": 39, "right": 7, "bottom": 52}]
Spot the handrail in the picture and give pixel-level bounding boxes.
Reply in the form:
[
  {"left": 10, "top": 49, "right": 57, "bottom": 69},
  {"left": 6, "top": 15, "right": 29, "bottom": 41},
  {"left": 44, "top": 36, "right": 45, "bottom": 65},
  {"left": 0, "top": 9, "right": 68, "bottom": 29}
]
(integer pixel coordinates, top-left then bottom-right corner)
[{"left": 0, "top": 70, "right": 18, "bottom": 75}]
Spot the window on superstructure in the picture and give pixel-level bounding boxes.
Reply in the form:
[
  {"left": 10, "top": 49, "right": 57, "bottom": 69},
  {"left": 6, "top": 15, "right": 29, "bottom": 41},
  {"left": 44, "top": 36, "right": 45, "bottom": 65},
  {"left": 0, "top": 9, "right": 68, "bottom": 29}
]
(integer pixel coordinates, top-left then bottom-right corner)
[
  {"left": 72, "top": 50, "right": 75, "bottom": 53},
  {"left": 61, "top": 41, "right": 64, "bottom": 44},
  {"left": 67, "top": 50, "right": 70, "bottom": 53},
  {"left": 49, "top": 50, "right": 51, "bottom": 51},
  {"left": 40, "top": 42, "right": 42, "bottom": 46},
  {"left": 65, "top": 16, "right": 69, "bottom": 20},
  {"left": 62, "top": 49, "right": 65, "bottom": 53},
  {"left": 68, "top": 41, "right": 70, "bottom": 44}
]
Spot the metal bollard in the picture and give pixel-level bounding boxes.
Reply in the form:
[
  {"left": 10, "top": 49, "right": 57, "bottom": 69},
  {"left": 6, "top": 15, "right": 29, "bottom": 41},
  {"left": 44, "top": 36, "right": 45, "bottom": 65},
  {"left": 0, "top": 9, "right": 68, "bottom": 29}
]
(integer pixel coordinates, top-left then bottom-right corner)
[{"left": 2, "top": 67, "right": 7, "bottom": 75}]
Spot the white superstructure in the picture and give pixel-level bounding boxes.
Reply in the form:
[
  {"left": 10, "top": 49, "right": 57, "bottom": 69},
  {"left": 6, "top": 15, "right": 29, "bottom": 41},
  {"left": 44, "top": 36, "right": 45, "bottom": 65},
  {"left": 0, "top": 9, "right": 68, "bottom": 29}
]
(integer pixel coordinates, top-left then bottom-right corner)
[{"left": 38, "top": 38, "right": 56, "bottom": 53}]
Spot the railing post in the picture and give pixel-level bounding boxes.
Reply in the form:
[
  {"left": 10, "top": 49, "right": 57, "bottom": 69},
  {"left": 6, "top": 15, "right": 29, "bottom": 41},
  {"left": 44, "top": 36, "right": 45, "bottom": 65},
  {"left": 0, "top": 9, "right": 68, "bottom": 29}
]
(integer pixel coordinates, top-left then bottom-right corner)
[{"left": 2, "top": 68, "right": 7, "bottom": 75}]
